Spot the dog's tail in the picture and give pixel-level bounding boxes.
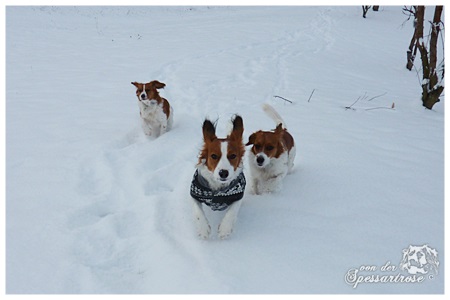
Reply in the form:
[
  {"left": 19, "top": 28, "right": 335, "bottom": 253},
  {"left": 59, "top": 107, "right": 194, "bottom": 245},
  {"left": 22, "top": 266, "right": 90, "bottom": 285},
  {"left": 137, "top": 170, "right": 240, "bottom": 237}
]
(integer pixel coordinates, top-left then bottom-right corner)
[{"left": 262, "top": 103, "right": 287, "bottom": 129}]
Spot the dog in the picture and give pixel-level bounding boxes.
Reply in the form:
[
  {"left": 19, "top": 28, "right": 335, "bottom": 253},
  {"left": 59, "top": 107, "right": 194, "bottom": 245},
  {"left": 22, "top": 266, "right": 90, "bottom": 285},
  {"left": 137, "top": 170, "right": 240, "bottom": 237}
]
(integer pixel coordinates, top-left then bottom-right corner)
[
  {"left": 131, "top": 80, "right": 173, "bottom": 137},
  {"left": 246, "top": 104, "right": 296, "bottom": 194},
  {"left": 190, "top": 115, "right": 246, "bottom": 239},
  {"left": 400, "top": 245, "right": 439, "bottom": 275}
]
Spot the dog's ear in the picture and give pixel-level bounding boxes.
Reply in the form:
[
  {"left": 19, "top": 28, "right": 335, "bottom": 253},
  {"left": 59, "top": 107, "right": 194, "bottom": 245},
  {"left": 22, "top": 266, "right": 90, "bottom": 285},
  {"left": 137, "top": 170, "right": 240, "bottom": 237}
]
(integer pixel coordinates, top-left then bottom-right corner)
[
  {"left": 150, "top": 80, "right": 166, "bottom": 90},
  {"left": 246, "top": 132, "right": 256, "bottom": 146},
  {"left": 230, "top": 115, "right": 244, "bottom": 139},
  {"left": 131, "top": 82, "right": 140, "bottom": 88},
  {"left": 202, "top": 119, "right": 217, "bottom": 142}
]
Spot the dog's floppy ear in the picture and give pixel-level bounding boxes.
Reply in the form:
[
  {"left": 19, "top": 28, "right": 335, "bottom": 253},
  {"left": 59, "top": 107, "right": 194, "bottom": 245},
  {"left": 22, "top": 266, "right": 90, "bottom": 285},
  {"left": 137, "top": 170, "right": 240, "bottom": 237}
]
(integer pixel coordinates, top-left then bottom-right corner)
[
  {"left": 202, "top": 119, "right": 217, "bottom": 142},
  {"left": 246, "top": 132, "right": 256, "bottom": 146},
  {"left": 131, "top": 82, "right": 140, "bottom": 88},
  {"left": 150, "top": 80, "right": 166, "bottom": 90},
  {"left": 230, "top": 115, "right": 244, "bottom": 139}
]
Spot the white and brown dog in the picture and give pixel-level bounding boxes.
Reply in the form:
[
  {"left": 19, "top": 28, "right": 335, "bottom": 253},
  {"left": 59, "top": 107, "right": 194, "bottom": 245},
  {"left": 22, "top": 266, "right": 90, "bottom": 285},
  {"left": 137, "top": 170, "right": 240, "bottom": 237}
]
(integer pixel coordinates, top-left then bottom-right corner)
[
  {"left": 190, "top": 115, "right": 246, "bottom": 239},
  {"left": 246, "top": 104, "right": 296, "bottom": 194},
  {"left": 131, "top": 80, "right": 173, "bottom": 137}
]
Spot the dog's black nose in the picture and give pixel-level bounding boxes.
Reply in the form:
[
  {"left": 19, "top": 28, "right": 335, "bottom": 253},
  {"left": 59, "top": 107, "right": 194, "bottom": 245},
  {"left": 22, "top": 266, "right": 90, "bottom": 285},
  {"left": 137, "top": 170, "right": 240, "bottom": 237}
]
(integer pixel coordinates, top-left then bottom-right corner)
[
  {"left": 141, "top": 94, "right": 146, "bottom": 99},
  {"left": 219, "top": 169, "right": 229, "bottom": 179},
  {"left": 256, "top": 156, "right": 265, "bottom": 165}
]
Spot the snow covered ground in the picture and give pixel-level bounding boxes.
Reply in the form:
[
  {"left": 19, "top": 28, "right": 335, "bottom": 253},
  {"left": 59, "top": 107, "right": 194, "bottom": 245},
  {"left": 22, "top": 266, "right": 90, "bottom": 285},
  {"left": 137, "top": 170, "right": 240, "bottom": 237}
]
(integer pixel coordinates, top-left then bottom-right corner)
[{"left": 5, "top": 5, "right": 444, "bottom": 294}]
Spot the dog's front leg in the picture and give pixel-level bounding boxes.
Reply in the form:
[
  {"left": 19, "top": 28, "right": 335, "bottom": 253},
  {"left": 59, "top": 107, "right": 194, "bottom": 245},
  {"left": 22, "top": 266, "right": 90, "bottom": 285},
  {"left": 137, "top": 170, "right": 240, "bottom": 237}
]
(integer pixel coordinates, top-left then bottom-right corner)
[
  {"left": 156, "top": 109, "right": 169, "bottom": 136},
  {"left": 191, "top": 197, "right": 211, "bottom": 239},
  {"left": 261, "top": 175, "right": 284, "bottom": 193},
  {"left": 151, "top": 122, "right": 161, "bottom": 138},
  {"left": 218, "top": 200, "right": 242, "bottom": 239},
  {"left": 251, "top": 178, "right": 262, "bottom": 195},
  {"left": 141, "top": 119, "right": 153, "bottom": 136},
  {"left": 160, "top": 119, "right": 168, "bottom": 135}
]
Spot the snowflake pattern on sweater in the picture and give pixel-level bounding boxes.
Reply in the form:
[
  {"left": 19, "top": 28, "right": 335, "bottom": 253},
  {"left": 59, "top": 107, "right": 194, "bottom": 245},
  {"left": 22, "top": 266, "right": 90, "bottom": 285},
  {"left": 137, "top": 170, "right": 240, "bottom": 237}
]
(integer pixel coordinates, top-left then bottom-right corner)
[{"left": 190, "top": 170, "right": 246, "bottom": 211}]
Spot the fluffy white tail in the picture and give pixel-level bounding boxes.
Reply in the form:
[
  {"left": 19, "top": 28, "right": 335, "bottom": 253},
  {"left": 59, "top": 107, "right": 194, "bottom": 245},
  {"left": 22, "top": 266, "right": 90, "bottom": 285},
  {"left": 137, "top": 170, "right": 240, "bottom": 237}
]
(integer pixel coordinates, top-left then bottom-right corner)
[{"left": 262, "top": 103, "right": 287, "bottom": 128}]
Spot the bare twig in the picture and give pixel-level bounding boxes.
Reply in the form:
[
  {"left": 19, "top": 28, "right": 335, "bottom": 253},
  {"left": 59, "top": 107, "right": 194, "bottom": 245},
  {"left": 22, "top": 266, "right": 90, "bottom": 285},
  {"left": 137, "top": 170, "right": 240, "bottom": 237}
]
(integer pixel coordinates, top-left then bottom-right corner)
[
  {"left": 365, "top": 102, "right": 395, "bottom": 111},
  {"left": 346, "top": 92, "right": 394, "bottom": 111},
  {"left": 345, "top": 92, "right": 367, "bottom": 110},
  {"left": 367, "top": 92, "right": 388, "bottom": 101},
  {"left": 273, "top": 95, "right": 293, "bottom": 103},
  {"left": 402, "top": 6, "right": 416, "bottom": 18},
  {"left": 307, "top": 89, "right": 316, "bottom": 102},
  {"left": 362, "top": 5, "right": 371, "bottom": 18},
  {"left": 365, "top": 107, "right": 394, "bottom": 111}
]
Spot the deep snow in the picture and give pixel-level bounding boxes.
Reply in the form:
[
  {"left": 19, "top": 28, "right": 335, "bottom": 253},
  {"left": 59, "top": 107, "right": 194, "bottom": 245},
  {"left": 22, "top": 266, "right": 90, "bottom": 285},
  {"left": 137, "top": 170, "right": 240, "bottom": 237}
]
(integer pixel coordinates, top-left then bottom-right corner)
[{"left": 5, "top": 5, "right": 444, "bottom": 294}]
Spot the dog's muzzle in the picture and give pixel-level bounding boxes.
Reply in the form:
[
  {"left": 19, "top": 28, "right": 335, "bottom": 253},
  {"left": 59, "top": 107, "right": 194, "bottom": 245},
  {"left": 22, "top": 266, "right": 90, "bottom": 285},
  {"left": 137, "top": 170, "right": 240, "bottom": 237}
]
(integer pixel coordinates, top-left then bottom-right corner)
[
  {"left": 218, "top": 169, "right": 229, "bottom": 181},
  {"left": 256, "top": 155, "right": 265, "bottom": 166}
]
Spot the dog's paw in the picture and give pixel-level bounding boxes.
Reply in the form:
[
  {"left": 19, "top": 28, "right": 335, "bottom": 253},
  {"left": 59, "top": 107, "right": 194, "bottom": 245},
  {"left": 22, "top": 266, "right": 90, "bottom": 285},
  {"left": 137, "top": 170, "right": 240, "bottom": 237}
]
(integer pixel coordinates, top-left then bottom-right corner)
[
  {"left": 250, "top": 180, "right": 262, "bottom": 195},
  {"left": 195, "top": 215, "right": 211, "bottom": 239},
  {"left": 197, "top": 223, "right": 211, "bottom": 240},
  {"left": 251, "top": 188, "right": 262, "bottom": 195},
  {"left": 218, "top": 221, "right": 234, "bottom": 240}
]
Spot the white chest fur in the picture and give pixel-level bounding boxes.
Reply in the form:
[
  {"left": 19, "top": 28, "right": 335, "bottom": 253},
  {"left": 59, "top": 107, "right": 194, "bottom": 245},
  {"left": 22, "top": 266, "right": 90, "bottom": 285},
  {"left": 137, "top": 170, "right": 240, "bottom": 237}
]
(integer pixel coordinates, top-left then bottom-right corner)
[
  {"left": 248, "top": 146, "right": 295, "bottom": 194},
  {"left": 138, "top": 100, "right": 173, "bottom": 137}
]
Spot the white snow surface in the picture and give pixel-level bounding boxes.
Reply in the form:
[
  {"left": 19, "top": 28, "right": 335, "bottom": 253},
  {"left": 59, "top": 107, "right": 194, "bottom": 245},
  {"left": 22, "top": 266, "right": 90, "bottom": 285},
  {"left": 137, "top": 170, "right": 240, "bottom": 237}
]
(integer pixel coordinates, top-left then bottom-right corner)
[{"left": 5, "top": 6, "right": 444, "bottom": 294}]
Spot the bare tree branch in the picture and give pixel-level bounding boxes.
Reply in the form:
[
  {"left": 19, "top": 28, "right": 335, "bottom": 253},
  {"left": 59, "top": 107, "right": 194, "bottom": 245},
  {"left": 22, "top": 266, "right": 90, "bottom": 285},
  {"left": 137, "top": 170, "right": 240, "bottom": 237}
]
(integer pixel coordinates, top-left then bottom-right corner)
[
  {"left": 273, "top": 95, "right": 293, "bottom": 104},
  {"left": 367, "top": 92, "right": 387, "bottom": 101},
  {"left": 307, "top": 89, "right": 316, "bottom": 102}
]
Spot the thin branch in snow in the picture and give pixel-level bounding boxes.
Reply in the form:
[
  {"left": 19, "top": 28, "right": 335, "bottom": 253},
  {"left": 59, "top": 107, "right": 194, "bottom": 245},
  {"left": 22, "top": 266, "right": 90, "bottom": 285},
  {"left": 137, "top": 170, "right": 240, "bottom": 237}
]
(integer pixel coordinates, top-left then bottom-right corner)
[
  {"left": 273, "top": 95, "right": 293, "bottom": 104},
  {"left": 307, "top": 89, "right": 316, "bottom": 102},
  {"left": 345, "top": 92, "right": 391, "bottom": 111},
  {"left": 367, "top": 92, "right": 387, "bottom": 101},
  {"left": 345, "top": 92, "right": 367, "bottom": 110},
  {"left": 365, "top": 107, "right": 393, "bottom": 111},
  {"left": 365, "top": 102, "right": 396, "bottom": 111}
]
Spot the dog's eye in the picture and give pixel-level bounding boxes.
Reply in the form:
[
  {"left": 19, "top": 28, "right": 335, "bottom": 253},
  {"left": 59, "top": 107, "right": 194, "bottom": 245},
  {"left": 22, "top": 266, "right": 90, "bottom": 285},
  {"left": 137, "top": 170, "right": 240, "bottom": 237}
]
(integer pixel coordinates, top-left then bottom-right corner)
[
  {"left": 228, "top": 154, "right": 237, "bottom": 160},
  {"left": 266, "top": 145, "right": 274, "bottom": 151},
  {"left": 255, "top": 144, "right": 262, "bottom": 151},
  {"left": 211, "top": 154, "right": 219, "bottom": 160}
]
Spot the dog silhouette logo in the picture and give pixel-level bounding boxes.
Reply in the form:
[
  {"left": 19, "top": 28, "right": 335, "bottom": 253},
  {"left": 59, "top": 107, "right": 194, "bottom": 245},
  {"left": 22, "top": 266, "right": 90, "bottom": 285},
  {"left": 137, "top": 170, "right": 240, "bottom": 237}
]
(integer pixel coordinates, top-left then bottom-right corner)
[{"left": 399, "top": 244, "right": 439, "bottom": 276}]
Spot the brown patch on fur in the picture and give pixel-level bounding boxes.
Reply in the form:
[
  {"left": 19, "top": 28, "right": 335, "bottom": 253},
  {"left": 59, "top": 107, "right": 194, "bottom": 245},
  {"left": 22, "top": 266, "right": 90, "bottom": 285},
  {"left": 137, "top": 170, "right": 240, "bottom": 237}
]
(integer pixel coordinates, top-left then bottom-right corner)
[
  {"left": 246, "top": 124, "right": 294, "bottom": 158},
  {"left": 199, "top": 116, "right": 245, "bottom": 172}
]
